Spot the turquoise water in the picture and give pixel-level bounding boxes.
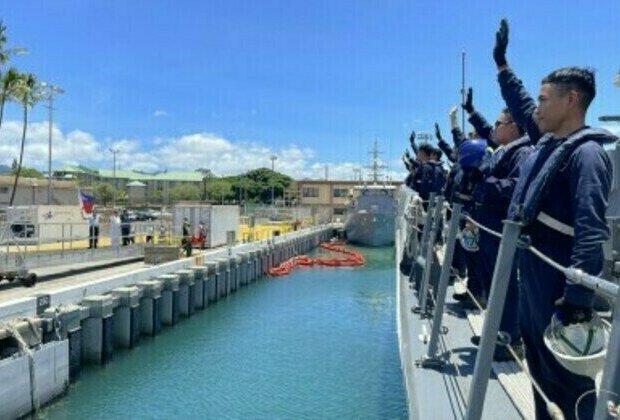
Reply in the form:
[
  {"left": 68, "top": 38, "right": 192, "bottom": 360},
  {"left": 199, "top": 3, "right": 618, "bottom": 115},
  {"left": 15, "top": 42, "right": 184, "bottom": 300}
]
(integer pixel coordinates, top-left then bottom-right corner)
[{"left": 39, "top": 246, "right": 407, "bottom": 419}]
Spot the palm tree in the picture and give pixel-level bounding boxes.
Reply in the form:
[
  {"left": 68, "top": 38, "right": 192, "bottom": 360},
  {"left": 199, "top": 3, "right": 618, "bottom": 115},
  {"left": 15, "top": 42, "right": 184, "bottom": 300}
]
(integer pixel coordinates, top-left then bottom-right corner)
[
  {"left": 0, "top": 67, "right": 21, "bottom": 131},
  {"left": 0, "top": 21, "right": 8, "bottom": 65},
  {"left": 9, "top": 73, "right": 40, "bottom": 205}
]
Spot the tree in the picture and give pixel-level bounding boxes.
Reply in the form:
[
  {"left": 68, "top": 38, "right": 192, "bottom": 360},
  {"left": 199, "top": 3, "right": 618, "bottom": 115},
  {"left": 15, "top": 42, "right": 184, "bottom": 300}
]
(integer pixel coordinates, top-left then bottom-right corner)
[
  {"left": 10, "top": 73, "right": 40, "bottom": 206},
  {"left": 0, "top": 68, "right": 20, "bottom": 131},
  {"left": 93, "top": 183, "right": 115, "bottom": 207},
  {"left": 206, "top": 179, "right": 233, "bottom": 203},
  {"left": 12, "top": 166, "right": 43, "bottom": 178},
  {"left": 195, "top": 168, "right": 213, "bottom": 200},
  {"left": 170, "top": 183, "right": 201, "bottom": 202}
]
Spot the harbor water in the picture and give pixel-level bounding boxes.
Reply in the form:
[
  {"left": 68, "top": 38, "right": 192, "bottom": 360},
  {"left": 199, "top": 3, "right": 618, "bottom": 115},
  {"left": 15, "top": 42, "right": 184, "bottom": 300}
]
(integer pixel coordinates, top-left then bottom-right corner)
[{"left": 39, "top": 246, "right": 407, "bottom": 419}]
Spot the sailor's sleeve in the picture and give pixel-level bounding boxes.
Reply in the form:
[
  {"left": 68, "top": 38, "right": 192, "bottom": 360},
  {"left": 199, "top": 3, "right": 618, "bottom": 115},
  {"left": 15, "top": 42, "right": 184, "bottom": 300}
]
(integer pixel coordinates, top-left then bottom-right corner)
[
  {"left": 565, "top": 143, "right": 612, "bottom": 307},
  {"left": 467, "top": 111, "right": 494, "bottom": 146},
  {"left": 498, "top": 68, "right": 542, "bottom": 144}
]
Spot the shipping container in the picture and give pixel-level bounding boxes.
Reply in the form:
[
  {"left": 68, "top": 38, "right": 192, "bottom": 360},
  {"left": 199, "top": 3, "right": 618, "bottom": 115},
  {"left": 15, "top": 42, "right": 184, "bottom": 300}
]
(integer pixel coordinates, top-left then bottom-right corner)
[
  {"left": 173, "top": 203, "right": 239, "bottom": 248},
  {"left": 4, "top": 205, "right": 89, "bottom": 244}
]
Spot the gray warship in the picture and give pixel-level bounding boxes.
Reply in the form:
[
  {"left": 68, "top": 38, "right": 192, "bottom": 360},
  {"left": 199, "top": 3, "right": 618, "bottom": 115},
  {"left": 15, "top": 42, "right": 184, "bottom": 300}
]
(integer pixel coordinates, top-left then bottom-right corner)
[{"left": 344, "top": 141, "right": 397, "bottom": 247}]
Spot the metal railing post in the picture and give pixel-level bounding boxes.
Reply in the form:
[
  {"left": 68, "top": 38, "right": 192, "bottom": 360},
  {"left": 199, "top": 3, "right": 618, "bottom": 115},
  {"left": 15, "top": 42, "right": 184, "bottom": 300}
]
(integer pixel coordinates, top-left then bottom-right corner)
[
  {"left": 594, "top": 293, "right": 620, "bottom": 419},
  {"left": 465, "top": 219, "right": 522, "bottom": 420},
  {"left": 410, "top": 193, "right": 436, "bottom": 286},
  {"left": 423, "top": 203, "right": 462, "bottom": 364},
  {"left": 419, "top": 196, "right": 444, "bottom": 315}
]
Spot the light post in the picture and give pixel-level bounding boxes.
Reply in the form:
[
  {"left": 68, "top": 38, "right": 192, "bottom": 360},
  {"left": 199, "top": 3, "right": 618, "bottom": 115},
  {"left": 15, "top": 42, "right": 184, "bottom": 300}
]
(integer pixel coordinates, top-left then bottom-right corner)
[
  {"left": 40, "top": 82, "right": 64, "bottom": 205},
  {"left": 270, "top": 155, "right": 277, "bottom": 206},
  {"left": 109, "top": 147, "right": 119, "bottom": 207}
]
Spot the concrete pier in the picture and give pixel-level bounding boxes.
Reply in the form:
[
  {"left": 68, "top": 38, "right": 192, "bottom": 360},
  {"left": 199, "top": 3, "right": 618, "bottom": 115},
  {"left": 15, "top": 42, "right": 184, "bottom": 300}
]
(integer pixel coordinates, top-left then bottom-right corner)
[
  {"left": 0, "top": 225, "right": 334, "bottom": 418},
  {"left": 205, "top": 262, "right": 218, "bottom": 303},
  {"left": 190, "top": 266, "right": 206, "bottom": 310},
  {"left": 111, "top": 286, "right": 141, "bottom": 349},
  {"left": 81, "top": 295, "right": 114, "bottom": 364},
  {"left": 157, "top": 274, "right": 180, "bottom": 326},
  {"left": 176, "top": 270, "right": 195, "bottom": 317},
  {"left": 136, "top": 280, "right": 162, "bottom": 336}
]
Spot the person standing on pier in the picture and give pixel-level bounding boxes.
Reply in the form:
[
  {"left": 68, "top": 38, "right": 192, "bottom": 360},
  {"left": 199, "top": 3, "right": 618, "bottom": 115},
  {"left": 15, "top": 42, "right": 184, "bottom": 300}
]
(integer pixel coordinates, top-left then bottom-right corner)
[
  {"left": 82, "top": 206, "right": 101, "bottom": 249},
  {"left": 110, "top": 209, "right": 121, "bottom": 254}
]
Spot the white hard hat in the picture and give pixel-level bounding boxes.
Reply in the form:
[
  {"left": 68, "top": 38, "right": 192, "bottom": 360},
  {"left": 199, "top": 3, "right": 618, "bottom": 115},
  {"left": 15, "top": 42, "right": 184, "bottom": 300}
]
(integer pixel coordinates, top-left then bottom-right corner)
[
  {"left": 458, "top": 227, "right": 479, "bottom": 252},
  {"left": 543, "top": 313, "right": 611, "bottom": 378}
]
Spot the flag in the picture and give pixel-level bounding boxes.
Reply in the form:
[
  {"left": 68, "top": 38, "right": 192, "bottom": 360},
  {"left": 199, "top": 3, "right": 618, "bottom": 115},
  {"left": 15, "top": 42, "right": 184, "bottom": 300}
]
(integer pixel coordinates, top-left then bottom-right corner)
[{"left": 78, "top": 189, "right": 95, "bottom": 214}]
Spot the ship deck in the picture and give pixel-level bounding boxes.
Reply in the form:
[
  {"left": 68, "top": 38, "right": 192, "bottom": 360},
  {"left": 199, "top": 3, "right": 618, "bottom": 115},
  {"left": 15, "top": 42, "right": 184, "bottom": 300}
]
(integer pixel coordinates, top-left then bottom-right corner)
[{"left": 396, "top": 231, "right": 535, "bottom": 419}]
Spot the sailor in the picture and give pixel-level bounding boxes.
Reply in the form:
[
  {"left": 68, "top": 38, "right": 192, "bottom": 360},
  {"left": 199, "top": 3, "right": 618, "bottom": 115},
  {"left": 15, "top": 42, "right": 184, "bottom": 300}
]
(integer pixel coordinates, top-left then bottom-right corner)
[
  {"left": 508, "top": 65, "right": 615, "bottom": 419},
  {"left": 471, "top": 106, "right": 532, "bottom": 360},
  {"left": 435, "top": 122, "right": 467, "bottom": 279},
  {"left": 450, "top": 138, "right": 489, "bottom": 308}
]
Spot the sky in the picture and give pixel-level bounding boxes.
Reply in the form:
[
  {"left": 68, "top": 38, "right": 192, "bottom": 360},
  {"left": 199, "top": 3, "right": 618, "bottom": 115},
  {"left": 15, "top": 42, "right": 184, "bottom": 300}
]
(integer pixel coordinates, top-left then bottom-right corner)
[{"left": 1, "top": 0, "right": 619, "bottom": 180}]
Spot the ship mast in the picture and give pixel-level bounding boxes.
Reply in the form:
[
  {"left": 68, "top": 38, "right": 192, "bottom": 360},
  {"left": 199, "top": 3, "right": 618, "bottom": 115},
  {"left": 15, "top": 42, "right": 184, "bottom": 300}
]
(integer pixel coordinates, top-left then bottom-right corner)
[{"left": 366, "top": 139, "right": 386, "bottom": 184}]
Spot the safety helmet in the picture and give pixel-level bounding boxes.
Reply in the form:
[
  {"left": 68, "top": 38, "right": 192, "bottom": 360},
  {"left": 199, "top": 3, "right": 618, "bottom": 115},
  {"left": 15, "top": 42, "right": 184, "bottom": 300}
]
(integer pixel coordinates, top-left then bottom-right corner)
[
  {"left": 543, "top": 312, "right": 611, "bottom": 378},
  {"left": 458, "top": 139, "right": 488, "bottom": 169},
  {"left": 458, "top": 227, "right": 479, "bottom": 252}
]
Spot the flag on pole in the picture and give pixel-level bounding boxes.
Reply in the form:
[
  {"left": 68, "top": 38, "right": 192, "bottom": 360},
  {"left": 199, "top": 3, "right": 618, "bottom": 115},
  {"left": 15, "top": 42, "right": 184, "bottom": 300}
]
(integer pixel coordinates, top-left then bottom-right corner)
[{"left": 78, "top": 189, "right": 95, "bottom": 214}]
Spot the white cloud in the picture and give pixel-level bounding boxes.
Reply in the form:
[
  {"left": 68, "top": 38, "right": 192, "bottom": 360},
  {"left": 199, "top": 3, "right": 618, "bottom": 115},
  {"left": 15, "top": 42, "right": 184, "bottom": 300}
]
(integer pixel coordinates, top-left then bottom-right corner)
[
  {"left": 153, "top": 110, "right": 168, "bottom": 117},
  {"left": 0, "top": 119, "right": 407, "bottom": 182}
]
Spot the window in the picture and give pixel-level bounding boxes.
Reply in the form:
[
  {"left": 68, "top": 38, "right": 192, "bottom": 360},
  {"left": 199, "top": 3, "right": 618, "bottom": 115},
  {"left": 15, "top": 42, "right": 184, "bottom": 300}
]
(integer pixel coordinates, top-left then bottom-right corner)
[
  {"left": 301, "top": 187, "right": 319, "bottom": 198},
  {"left": 333, "top": 207, "right": 347, "bottom": 216},
  {"left": 0, "top": 186, "right": 8, "bottom": 194},
  {"left": 333, "top": 188, "right": 350, "bottom": 198}
]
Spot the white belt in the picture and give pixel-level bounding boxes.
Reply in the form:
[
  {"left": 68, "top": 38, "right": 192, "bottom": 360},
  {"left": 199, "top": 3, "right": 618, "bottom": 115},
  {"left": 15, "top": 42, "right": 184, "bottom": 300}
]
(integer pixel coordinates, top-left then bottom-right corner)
[{"left": 536, "top": 211, "right": 575, "bottom": 237}]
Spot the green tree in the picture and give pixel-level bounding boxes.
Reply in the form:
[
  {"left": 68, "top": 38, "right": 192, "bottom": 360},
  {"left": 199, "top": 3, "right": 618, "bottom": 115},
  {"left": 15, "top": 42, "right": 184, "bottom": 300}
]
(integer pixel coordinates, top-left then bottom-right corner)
[
  {"left": 170, "top": 183, "right": 201, "bottom": 202},
  {"left": 93, "top": 183, "right": 115, "bottom": 207},
  {"left": 206, "top": 179, "right": 233, "bottom": 203},
  {"left": 12, "top": 166, "right": 43, "bottom": 178},
  {"left": 10, "top": 73, "right": 41, "bottom": 205},
  {"left": 0, "top": 68, "right": 21, "bottom": 132}
]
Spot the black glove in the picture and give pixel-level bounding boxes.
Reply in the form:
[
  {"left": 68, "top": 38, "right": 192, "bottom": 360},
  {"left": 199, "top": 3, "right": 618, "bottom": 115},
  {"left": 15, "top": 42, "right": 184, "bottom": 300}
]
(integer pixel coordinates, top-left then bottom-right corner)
[
  {"left": 409, "top": 130, "right": 416, "bottom": 146},
  {"left": 554, "top": 297, "right": 594, "bottom": 326},
  {"left": 405, "top": 149, "right": 411, "bottom": 159},
  {"left": 462, "top": 87, "right": 474, "bottom": 114},
  {"left": 493, "top": 19, "right": 509, "bottom": 68},
  {"left": 434, "top": 123, "right": 443, "bottom": 141}
]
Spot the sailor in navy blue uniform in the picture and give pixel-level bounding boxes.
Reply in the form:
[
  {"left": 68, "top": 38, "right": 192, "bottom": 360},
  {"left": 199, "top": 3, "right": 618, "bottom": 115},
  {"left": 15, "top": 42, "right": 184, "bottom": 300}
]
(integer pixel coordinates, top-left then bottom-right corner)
[
  {"left": 471, "top": 107, "right": 532, "bottom": 359},
  {"left": 508, "top": 65, "right": 615, "bottom": 419}
]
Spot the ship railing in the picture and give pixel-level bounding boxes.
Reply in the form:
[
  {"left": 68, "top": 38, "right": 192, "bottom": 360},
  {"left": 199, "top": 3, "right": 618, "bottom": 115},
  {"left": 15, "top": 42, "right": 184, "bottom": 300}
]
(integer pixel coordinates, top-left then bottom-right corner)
[{"left": 402, "top": 194, "right": 620, "bottom": 420}]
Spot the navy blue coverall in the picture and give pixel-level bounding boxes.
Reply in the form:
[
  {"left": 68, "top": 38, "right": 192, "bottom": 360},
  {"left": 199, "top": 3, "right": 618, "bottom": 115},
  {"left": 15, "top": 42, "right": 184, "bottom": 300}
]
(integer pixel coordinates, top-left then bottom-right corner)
[
  {"left": 509, "top": 128, "right": 614, "bottom": 419},
  {"left": 473, "top": 137, "right": 532, "bottom": 343}
]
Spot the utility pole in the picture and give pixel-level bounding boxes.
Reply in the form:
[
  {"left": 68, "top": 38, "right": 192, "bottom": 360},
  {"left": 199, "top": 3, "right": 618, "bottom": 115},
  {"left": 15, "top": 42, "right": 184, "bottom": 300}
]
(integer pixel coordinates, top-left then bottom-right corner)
[
  {"left": 270, "top": 155, "right": 277, "bottom": 206},
  {"left": 461, "top": 50, "right": 466, "bottom": 133},
  {"left": 40, "top": 82, "right": 64, "bottom": 205},
  {"left": 109, "top": 147, "right": 119, "bottom": 207},
  {"left": 324, "top": 165, "right": 328, "bottom": 181}
]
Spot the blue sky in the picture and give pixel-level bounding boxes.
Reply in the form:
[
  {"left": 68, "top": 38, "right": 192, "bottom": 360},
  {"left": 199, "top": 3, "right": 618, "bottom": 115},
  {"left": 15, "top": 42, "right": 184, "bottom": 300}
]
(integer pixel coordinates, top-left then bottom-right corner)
[{"left": 1, "top": 0, "right": 619, "bottom": 179}]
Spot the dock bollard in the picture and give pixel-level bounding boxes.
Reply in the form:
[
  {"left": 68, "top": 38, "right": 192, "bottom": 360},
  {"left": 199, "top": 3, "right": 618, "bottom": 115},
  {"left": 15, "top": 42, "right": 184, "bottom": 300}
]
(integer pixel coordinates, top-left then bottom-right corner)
[
  {"left": 111, "top": 286, "right": 141, "bottom": 349},
  {"left": 205, "top": 262, "right": 218, "bottom": 303},
  {"left": 81, "top": 295, "right": 115, "bottom": 364},
  {"left": 213, "top": 259, "right": 227, "bottom": 298},
  {"left": 136, "top": 280, "right": 162, "bottom": 336},
  {"left": 157, "top": 274, "right": 180, "bottom": 326},
  {"left": 189, "top": 266, "right": 206, "bottom": 310},
  {"left": 256, "top": 249, "right": 264, "bottom": 277},
  {"left": 176, "top": 269, "right": 195, "bottom": 317},
  {"left": 238, "top": 253, "right": 249, "bottom": 286},
  {"left": 43, "top": 304, "right": 83, "bottom": 378}
]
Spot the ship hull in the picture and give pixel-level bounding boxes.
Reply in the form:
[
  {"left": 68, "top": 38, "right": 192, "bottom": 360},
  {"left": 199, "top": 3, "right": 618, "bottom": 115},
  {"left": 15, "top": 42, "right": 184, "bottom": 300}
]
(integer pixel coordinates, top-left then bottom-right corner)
[{"left": 344, "top": 211, "right": 395, "bottom": 246}]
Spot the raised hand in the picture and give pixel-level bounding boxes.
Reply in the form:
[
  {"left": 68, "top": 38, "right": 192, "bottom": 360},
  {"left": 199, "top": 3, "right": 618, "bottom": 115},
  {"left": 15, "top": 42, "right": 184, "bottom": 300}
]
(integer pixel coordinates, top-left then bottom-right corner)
[
  {"left": 493, "top": 18, "right": 509, "bottom": 68},
  {"left": 434, "top": 123, "right": 443, "bottom": 141},
  {"left": 449, "top": 106, "right": 459, "bottom": 129},
  {"left": 462, "top": 87, "right": 474, "bottom": 113}
]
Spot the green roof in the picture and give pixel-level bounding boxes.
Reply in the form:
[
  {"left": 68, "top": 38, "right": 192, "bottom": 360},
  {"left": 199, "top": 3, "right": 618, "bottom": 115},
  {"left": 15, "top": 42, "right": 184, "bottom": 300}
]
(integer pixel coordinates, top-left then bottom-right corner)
[
  {"left": 58, "top": 165, "right": 205, "bottom": 182},
  {"left": 126, "top": 180, "right": 147, "bottom": 187}
]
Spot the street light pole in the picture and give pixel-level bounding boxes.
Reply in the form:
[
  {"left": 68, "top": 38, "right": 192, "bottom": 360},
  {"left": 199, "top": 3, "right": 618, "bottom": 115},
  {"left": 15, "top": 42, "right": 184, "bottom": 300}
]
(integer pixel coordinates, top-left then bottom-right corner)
[
  {"left": 40, "top": 82, "right": 64, "bottom": 205},
  {"left": 270, "top": 155, "right": 277, "bottom": 206},
  {"left": 109, "top": 147, "right": 119, "bottom": 207}
]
